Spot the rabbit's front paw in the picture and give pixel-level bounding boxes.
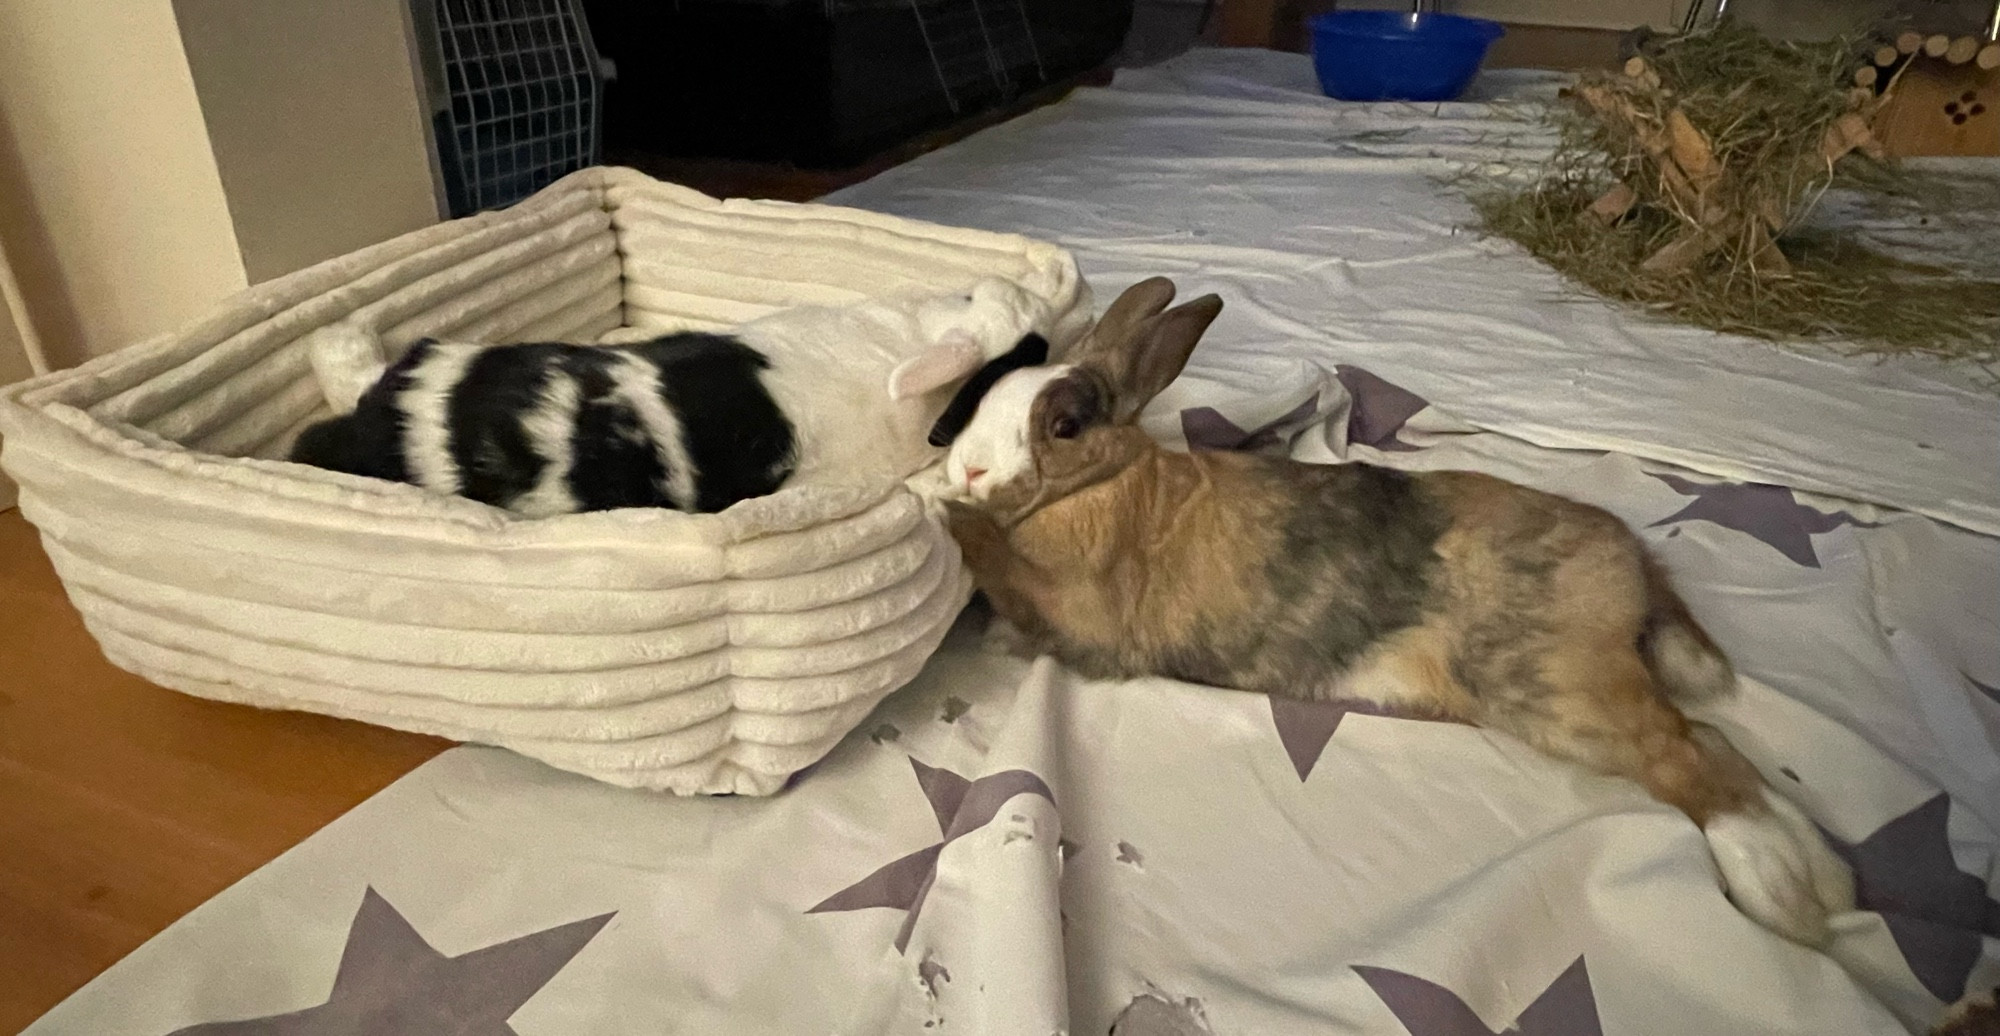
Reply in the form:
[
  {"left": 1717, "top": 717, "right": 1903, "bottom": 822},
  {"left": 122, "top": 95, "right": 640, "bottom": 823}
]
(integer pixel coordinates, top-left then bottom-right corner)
[{"left": 980, "top": 613, "right": 1040, "bottom": 660}]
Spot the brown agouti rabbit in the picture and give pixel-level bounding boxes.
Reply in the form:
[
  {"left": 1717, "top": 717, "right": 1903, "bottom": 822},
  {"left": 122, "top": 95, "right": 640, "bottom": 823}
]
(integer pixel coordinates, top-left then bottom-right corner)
[{"left": 935, "top": 277, "right": 1854, "bottom": 946}]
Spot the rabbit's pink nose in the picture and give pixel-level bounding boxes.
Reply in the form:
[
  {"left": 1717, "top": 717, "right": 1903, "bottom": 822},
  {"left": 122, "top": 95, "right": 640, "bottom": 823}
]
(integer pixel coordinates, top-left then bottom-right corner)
[{"left": 964, "top": 466, "right": 988, "bottom": 484}]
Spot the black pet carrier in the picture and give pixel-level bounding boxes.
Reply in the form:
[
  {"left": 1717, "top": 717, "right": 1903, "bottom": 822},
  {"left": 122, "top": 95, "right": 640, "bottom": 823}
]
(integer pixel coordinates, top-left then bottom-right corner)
[
  {"left": 409, "top": 0, "right": 613, "bottom": 216},
  {"left": 578, "top": 0, "right": 1135, "bottom": 168}
]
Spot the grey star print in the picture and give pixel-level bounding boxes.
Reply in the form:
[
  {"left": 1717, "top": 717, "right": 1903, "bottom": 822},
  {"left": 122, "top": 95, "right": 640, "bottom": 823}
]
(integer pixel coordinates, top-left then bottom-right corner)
[
  {"left": 1181, "top": 366, "right": 1429, "bottom": 455},
  {"left": 1180, "top": 393, "right": 1321, "bottom": 453},
  {"left": 1354, "top": 955, "right": 1602, "bottom": 1036},
  {"left": 810, "top": 756, "right": 1055, "bottom": 952},
  {"left": 1647, "top": 473, "right": 1876, "bottom": 567},
  {"left": 1270, "top": 696, "right": 1454, "bottom": 780},
  {"left": 168, "top": 887, "right": 612, "bottom": 1036},
  {"left": 1334, "top": 364, "right": 1428, "bottom": 452},
  {"left": 1830, "top": 793, "right": 2000, "bottom": 1002}
]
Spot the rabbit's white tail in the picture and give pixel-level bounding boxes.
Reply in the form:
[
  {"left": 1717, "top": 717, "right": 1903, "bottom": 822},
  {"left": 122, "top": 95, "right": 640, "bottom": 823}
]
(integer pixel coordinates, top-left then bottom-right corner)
[
  {"left": 1641, "top": 559, "right": 1737, "bottom": 705},
  {"left": 305, "top": 324, "right": 389, "bottom": 415}
]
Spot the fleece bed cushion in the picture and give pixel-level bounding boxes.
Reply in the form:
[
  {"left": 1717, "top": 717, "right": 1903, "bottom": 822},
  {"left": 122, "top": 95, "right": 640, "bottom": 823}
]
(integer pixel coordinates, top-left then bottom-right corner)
[{"left": 0, "top": 166, "right": 1091, "bottom": 796}]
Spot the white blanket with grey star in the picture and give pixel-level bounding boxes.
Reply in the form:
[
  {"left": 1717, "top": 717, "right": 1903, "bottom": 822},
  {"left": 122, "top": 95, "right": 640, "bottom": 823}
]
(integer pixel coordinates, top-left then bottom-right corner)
[{"left": 27, "top": 49, "right": 1999, "bottom": 1036}]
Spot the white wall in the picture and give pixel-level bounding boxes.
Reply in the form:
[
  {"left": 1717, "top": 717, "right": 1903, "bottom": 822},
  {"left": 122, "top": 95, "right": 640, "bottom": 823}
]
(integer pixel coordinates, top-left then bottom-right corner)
[
  {"left": 0, "top": 0, "right": 248, "bottom": 368},
  {"left": 173, "top": 0, "right": 442, "bottom": 285},
  {"left": 0, "top": 0, "right": 442, "bottom": 369},
  {"left": 0, "top": 241, "right": 36, "bottom": 510},
  {"left": 0, "top": 0, "right": 441, "bottom": 500}
]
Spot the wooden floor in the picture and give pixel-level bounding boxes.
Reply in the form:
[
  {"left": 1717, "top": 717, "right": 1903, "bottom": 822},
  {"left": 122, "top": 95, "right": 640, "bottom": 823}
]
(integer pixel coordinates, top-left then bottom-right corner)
[{"left": 0, "top": 509, "right": 451, "bottom": 1032}]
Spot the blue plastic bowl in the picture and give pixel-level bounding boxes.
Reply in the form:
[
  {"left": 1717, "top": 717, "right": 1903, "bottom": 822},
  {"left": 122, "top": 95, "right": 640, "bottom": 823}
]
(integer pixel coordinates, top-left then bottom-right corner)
[{"left": 1308, "top": 11, "right": 1505, "bottom": 102}]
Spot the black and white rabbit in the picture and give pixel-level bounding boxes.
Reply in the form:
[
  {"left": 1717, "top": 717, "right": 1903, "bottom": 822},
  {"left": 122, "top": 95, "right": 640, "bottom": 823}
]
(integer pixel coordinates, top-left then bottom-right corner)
[{"left": 290, "top": 277, "right": 1058, "bottom": 517}]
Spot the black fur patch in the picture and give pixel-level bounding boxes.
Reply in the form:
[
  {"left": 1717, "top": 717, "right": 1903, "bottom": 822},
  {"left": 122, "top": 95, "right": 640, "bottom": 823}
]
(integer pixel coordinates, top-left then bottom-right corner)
[
  {"left": 637, "top": 333, "right": 796, "bottom": 514},
  {"left": 927, "top": 333, "right": 1051, "bottom": 448},
  {"left": 292, "top": 334, "right": 795, "bottom": 516},
  {"left": 446, "top": 343, "right": 564, "bottom": 509},
  {"left": 561, "top": 347, "right": 676, "bottom": 512},
  {"left": 288, "top": 339, "right": 434, "bottom": 484}
]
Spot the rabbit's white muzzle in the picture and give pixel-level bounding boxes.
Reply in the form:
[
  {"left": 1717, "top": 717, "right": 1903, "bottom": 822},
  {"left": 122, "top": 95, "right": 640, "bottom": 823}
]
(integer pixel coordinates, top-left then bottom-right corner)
[{"left": 942, "top": 365, "right": 1071, "bottom": 503}]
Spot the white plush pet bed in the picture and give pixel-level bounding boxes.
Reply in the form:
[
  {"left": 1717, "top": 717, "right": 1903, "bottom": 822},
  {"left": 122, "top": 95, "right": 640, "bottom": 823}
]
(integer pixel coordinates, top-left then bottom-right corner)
[{"left": 0, "top": 167, "right": 1091, "bottom": 795}]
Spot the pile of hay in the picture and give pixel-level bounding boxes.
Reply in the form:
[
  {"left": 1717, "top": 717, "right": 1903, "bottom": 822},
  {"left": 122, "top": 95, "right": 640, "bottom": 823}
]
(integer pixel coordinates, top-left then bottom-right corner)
[{"left": 1473, "top": 20, "right": 2000, "bottom": 371}]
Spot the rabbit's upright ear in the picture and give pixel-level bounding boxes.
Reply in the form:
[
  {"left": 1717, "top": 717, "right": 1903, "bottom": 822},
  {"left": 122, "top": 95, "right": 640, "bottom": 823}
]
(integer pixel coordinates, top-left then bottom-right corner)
[
  {"left": 1069, "top": 277, "right": 1178, "bottom": 368},
  {"left": 1089, "top": 292, "right": 1224, "bottom": 423}
]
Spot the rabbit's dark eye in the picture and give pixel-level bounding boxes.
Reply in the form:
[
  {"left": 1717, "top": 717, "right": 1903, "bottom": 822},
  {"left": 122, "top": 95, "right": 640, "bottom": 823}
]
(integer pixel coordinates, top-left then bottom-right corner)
[{"left": 1036, "top": 371, "right": 1102, "bottom": 442}]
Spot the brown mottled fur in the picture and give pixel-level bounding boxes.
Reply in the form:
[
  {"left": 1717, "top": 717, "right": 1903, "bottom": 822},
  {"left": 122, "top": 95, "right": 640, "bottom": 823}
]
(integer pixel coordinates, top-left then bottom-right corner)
[
  {"left": 953, "top": 441, "right": 1756, "bottom": 823},
  {"left": 943, "top": 278, "right": 1853, "bottom": 944}
]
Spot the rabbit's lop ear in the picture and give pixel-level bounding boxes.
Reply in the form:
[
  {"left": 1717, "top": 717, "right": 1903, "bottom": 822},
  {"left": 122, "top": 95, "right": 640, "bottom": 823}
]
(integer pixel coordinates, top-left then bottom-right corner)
[
  {"left": 888, "top": 332, "right": 985, "bottom": 401},
  {"left": 1092, "top": 293, "right": 1224, "bottom": 423}
]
